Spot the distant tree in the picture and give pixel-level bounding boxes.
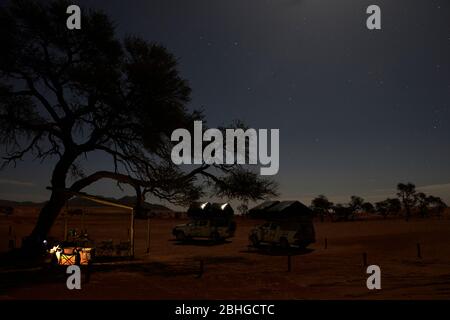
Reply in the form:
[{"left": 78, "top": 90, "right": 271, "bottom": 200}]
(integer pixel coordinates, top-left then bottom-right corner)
[
  {"left": 361, "top": 202, "right": 375, "bottom": 214},
  {"left": 375, "top": 198, "right": 401, "bottom": 219},
  {"left": 415, "top": 192, "right": 431, "bottom": 218},
  {"left": 0, "top": 0, "right": 277, "bottom": 245},
  {"left": 414, "top": 193, "right": 448, "bottom": 218},
  {"left": 311, "top": 195, "right": 333, "bottom": 222},
  {"left": 396, "top": 183, "right": 417, "bottom": 221},
  {"left": 331, "top": 203, "right": 354, "bottom": 222},
  {"left": 348, "top": 195, "right": 364, "bottom": 216},
  {"left": 386, "top": 198, "right": 401, "bottom": 216},
  {"left": 375, "top": 200, "right": 389, "bottom": 219},
  {"left": 426, "top": 196, "right": 447, "bottom": 218}
]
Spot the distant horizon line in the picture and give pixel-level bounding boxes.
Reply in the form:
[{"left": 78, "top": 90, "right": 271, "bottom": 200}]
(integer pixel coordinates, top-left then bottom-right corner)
[{"left": 1, "top": 181, "right": 449, "bottom": 210}]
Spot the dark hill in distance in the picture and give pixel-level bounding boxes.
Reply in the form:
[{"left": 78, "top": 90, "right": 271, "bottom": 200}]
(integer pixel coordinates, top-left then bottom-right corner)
[
  {"left": 0, "top": 196, "right": 174, "bottom": 213},
  {"left": 114, "top": 196, "right": 173, "bottom": 212},
  {"left": 68, "top": 196, "right": 174, "bottom": 213},
  {"left": 0, "top": 199, "right": 42, "bottom": 207}
]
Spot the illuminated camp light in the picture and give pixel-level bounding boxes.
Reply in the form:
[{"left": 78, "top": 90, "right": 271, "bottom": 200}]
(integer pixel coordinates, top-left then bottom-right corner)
[
  {"left": 221, "top": 203, "right": 228, "bottom": 210},
  {"left": 49, "top": 245, "right": 60, "bottom": 254},
  {"left": 200, "top": 202, "right": 208, "bottom": 209}
]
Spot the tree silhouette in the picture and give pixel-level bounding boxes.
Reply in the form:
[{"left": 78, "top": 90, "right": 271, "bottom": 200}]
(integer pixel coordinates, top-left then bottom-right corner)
[
  {"left": 348, "top": 195, "right": 364, "bottom": 216},
  {"left": 375, "top": 200, "right": 388, "bottom": 219},
  {"left": 361, "top": 202, "right": 375, "bottom": 214},
  {"left": 386, "top": 198, "right": 401, "bottom": 216},
  {"left": 426, "top": 195, "right": 447, "bottom": 218},
  {"left": 0, "top": 0, "right": 277, "bottom": 244},
  {"left": 375, "top": 198, "right": 400, "bottom": 219},
  {"left": 414, "top": 193, "right": 447, "bottom": 218},
  {"left": 396, "top": 182, "right": 416, "bottom": 221},
  {"left": 331, "top": 204, "right": 354, "bottom": 222},
  {"left": 415, "top": 192, "right": 431, "bottom": 218},
  {"left": 310, "top": 194, "right": 333, "bottom": 222}
]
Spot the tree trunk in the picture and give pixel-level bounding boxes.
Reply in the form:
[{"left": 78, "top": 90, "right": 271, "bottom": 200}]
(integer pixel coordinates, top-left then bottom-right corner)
[
  {"left": 30, "top": 190, "right": 68, "bottom": 240},
  {"left": 29, "top": 152, "right": 77, "bottom": 242}
]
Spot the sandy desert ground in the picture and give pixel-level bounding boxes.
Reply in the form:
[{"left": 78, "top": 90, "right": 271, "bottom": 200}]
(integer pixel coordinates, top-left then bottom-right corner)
[{"left": 1, "top": 207, "right": 450, "bottom": 300}]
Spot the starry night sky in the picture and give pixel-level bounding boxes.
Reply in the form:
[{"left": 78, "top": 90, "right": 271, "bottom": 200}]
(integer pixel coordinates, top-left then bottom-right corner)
[{"left": 1, "top": 0, "right": 449, "bottom": 206}]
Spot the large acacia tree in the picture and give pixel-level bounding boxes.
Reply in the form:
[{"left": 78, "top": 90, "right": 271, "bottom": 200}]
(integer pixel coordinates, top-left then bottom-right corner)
[{"left": 0, "top": 0, "right": 277, "bottom": 241}]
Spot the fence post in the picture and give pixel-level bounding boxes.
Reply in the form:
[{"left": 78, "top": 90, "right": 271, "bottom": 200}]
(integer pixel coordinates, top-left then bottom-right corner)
[
  {"left": 287, "top": 255, "right": 292, "bottom": 272},
  {"left": 85, "top": 262, "right": 92, "bottom": 283},
  {"left": 196, "top": 260, "right": 204, "bottom": 278},
  {"left": 416, "top": 243, "right": 422, "bottom": 259},
  {"left": 362, "top": 252, "right": 368, "bottom": 267},
  {"left": 146, "top": 217, "right": 151, "bottom": 254}
]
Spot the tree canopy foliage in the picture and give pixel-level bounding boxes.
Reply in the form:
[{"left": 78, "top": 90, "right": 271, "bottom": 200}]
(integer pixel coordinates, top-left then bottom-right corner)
[{"left": 0, "top": 0, "right": 277, "bottom": 240}]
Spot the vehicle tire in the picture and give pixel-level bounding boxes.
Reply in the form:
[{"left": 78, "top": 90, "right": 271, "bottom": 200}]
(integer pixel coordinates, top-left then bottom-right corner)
[
  {"left": 280, "top": 237, "right": 290, "bottom": 249},
  {"left": 175, "top": 231, "right": 186, "bottom": 242},
  {"left": 249, "top": 234, "right": 260, "bottom": 247},
  {"left": 211, "top": 232, "right": 221, "bottom": 243}
]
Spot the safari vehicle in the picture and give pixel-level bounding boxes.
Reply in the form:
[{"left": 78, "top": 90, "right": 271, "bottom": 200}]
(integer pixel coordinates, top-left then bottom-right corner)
[
  {"left": 172, "top": 202, "right": 236, "bottom": 242},
  {"left": 248, "top": 201, "right": 315, "bottom": 249}
]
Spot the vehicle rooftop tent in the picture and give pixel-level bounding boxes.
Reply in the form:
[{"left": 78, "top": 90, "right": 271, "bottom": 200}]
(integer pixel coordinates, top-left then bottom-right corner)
[
  {"left": 248, "top": 201, "right": 280, "bottom": 216},
  {"left": 187, "top": 202, "right": 234, "bottom": 219},
  {"left": 248, "top": 200, "right": 313, "bottom": 221}
]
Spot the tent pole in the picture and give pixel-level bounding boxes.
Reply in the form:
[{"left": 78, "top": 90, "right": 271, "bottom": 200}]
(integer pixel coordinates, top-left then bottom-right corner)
[
  {"left": 130, "top": 208, "right": 135, "bottom": 257},
  {"left": 146, "top": 217, "right": 150, "bottom": 254},
  {"left": 64, "top": 201, "right": 68, "bottom": 241},
  {"left": 81, "top": 210, "right": 84, "bottom": 232},
  {"left": 64, "top": 214, "right": 68, "bottom": 241}
]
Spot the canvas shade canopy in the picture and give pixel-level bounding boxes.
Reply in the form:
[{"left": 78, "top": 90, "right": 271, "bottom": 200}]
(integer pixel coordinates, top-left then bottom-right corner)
[{"left": 46, "top": 187, "right": 136, "bottom": 257}]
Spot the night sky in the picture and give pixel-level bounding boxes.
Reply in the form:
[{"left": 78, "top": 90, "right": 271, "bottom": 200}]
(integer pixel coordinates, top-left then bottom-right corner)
[{"left": 1, "top": 0, "right": 449, "bottom": 207}]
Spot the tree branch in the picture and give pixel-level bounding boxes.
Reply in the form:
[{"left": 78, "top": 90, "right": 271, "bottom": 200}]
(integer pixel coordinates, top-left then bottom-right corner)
[{"left": 22, "top": 74, "right": 61, "bottom": 123}]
